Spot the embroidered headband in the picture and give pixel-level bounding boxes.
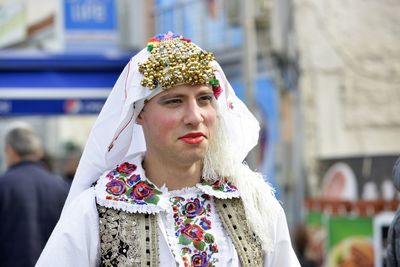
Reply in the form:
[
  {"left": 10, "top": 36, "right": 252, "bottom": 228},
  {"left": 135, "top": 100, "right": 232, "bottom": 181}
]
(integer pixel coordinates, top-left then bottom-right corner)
[{"left": 138, "top": 32, "right": 222, "bottom": 98}]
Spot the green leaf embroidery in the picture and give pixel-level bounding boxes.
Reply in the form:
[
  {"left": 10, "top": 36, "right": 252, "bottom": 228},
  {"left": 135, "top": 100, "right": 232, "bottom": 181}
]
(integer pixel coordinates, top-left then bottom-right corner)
[
  {"left": 204, "top": 233, "right": 215, "bottom": 243},
  {"left": 179, "top": 235, "right": 192, "bottom": 245},
  {"left": 193, "top": 241, "right": 205, "bottom": 251},
  {"left": 144, "top": 195, "right": 160, "bottom": 205}
]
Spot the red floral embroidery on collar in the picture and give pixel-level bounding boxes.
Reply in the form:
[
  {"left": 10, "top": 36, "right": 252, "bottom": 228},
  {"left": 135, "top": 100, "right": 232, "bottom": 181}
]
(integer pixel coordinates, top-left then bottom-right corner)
[
  {"left": 104, "top": 162, "right": 162, "bottom": 205},
  {"left": 201, "top": 177, "right": 238, "bottom": 193}
]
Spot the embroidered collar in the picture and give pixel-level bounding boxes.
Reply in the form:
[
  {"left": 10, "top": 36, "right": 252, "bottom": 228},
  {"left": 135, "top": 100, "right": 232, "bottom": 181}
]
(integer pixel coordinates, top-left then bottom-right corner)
[{"left": 95, "top": 157, "right": 240, "bottom": 214}]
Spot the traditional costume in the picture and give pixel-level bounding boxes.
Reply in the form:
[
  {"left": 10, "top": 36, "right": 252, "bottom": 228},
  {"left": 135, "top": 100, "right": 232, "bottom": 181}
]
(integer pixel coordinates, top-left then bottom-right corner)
[{"left": 36, "top": 32, "right": 300, "bottom": 267}]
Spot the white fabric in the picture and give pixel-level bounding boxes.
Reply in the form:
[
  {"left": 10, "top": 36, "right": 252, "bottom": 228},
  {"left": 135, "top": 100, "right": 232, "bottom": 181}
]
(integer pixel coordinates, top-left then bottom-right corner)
[
  {"left": 36, "top": 187, "right": 300, "bottom": 267},
  {"left": 64, "top": 46, "right": 260, "bottom": 209},
  {"left": 159, "top": 186, "right": 234, "bottom": 266},
  {"left": 38, "top": 35, "right": 299, "bottom": 265}
]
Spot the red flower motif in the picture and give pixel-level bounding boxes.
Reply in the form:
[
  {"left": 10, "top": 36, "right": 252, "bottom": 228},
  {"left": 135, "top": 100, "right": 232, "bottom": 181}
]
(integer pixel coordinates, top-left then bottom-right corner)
[
  {"left": 127, "top": 174, "right": 141, "bottom": 186},
  {"left": 116, "top": 162, "right": 137, "bottom": 175},
  {"left": 191, "top": 252, "right": 208, "bottom": 267},
  {"left": 201, "top": 194, "right": 211, "bottom": 200},
  {"left": 200, "top": 217, "right": 212, "bottom": 230},
  {"left": 183, "top": 198, "right": 205, "bottom": 218},
  {"left": 212, "top": 85, "right": 222, "bottom": 99},
  {"left": 131, "top": 181, "right": 153, "bottom": 200},
  {"left": 181, "top": 223, "right": 204, "bottom": 242},
  {"left": 209, "top": 244, "right": 219, "bottom": 253},
  {"left": 106, "top": 179, "right": 126, "bottom": 196}
]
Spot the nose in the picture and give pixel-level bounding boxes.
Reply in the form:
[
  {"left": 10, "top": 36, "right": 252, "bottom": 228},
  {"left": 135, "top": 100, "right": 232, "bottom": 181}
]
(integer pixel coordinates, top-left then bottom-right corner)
[{"left": 183, "top": 100, "right": 204, "bottom": 125}]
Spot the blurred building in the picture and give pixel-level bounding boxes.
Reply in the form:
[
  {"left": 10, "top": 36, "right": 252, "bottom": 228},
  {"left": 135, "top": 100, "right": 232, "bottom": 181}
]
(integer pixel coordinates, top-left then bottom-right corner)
[
  {"left": 271, "top": 1, "right": 400, "bottom": 265},
  {"left": 0, "top": 0, "right": 151, "bottom": 172},
  {"left": 153, "top": 0, "right": 287, "bottom": 207},
  {"left": 291, "top": 0, "right": 400, "bottom": 197}
]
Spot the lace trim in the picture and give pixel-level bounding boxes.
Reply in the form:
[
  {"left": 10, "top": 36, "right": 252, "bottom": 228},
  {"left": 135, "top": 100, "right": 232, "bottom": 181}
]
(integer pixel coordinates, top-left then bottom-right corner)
[
  {"left": 163, "top": 184, "right": 202, "bottom": 196},
  {"left": 96, "top": 193, "right": 166, "bottom": 214}
]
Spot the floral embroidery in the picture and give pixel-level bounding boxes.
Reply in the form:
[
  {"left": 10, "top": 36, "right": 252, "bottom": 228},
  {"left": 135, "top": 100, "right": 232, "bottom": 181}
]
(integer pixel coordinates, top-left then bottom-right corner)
[
  {"left": 183, "top": 198, "right": 204, "bottom": 218},
  {"left": 170, "top": 194, "right": 219, "bottom": 267},
  {"left": 116, "top": 162, "right": 137, "bottom": 175},
  {"left": 104, "top": 162, "right": 162, "bottom": 205},
  {"left": 201, "top": 178, "right": 238, "bottom": 193},
  {"left": 106, "top": 179, "right": 126, "bottom": 196}
]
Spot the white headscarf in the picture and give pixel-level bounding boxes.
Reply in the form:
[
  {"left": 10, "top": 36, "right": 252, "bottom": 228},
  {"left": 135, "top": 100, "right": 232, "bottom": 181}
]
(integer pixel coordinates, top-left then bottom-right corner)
[
  {"left": 65, "top": 45, "right": 260, "bottom": 207},
  {"left": 64, "top": 35, "right": 279, "bottom": 252}
]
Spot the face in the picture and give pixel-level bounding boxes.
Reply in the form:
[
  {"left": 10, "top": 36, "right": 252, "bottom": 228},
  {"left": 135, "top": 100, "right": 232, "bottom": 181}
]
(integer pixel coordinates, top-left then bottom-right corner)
[{"left": 137, "top": 84, "right": 217, "bottom": 167}]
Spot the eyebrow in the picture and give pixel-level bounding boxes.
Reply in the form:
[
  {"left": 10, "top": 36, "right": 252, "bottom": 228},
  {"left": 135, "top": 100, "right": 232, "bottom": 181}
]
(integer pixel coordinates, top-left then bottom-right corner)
[
  {"left": 158, "top": 94, "right": 185, "bottom": 101},
  {"left": 158, "top": 89, "right": 213, "bottom": 101}
]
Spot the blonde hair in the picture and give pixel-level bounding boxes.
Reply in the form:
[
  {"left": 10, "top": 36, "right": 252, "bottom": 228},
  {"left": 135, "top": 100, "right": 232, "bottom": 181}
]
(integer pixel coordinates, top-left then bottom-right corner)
[{"left": 202, "top": 114, "right": 280, "bottom": 253}]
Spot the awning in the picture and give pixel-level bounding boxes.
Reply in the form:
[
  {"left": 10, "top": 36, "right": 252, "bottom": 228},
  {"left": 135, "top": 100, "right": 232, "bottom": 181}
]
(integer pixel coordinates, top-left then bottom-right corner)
[{"left": 0, "top": 50, "right": 134, "bottom": 115}]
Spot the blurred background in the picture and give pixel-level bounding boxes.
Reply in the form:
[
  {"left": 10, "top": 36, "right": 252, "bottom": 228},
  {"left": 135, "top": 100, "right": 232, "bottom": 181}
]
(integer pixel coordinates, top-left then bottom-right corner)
[{"left": 1, "top": 0, "right": 399, "bottom": 266}]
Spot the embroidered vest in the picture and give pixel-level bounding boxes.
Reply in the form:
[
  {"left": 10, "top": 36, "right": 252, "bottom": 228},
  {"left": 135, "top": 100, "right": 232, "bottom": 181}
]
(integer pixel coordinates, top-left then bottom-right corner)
[{"left": 97, "top": 197, "right": 263, "bottom": 267}]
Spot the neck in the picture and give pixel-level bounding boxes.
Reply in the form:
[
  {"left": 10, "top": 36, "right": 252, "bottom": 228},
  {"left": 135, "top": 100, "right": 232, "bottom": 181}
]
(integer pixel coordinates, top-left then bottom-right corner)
[{"left": 142, "top": 153, "right": 203, "bottom": 190}]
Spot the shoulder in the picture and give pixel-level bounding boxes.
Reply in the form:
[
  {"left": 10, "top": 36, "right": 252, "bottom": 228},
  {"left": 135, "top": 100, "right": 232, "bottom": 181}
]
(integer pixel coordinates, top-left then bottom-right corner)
[
  {"left": 231, "top": 166, "right": 283, "bottom": 251},
  {"left": 94, "top": 161, "right": 165, "bottom": 214},
  {"left": 60, "top": 187, "right": 99, "bottom": 230},
  {"left": 36, "top": 187, "right": 100, "bottom": 267},
  {"left": 0, "top": 169, "right": 23, "bottom": 192}
]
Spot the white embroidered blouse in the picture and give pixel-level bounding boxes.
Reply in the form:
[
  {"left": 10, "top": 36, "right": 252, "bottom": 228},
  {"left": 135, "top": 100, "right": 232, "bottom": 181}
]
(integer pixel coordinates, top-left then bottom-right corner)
[{"left": 36, "top": 157, "right": 300, "bottom": 267}]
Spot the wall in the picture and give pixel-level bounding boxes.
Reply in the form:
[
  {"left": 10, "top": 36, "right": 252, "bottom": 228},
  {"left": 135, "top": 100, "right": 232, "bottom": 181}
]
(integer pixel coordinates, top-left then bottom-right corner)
[{"left": 294, "top": 0, "right": 400, "bottom": 193}]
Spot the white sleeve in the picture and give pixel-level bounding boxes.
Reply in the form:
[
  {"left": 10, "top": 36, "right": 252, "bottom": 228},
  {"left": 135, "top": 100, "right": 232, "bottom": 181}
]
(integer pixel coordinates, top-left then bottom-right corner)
[
  {"left": 36, "top": 188, "right": 100, "bottom": 267},
  {"left": 264, "top": 206, "right": 301, "bottom": 267}
]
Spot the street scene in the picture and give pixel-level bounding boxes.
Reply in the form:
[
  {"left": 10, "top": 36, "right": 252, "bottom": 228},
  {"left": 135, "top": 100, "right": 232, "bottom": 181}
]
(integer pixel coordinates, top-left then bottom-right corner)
[{"left": 0, "top": 0, "right": 400, "bottom": 266}]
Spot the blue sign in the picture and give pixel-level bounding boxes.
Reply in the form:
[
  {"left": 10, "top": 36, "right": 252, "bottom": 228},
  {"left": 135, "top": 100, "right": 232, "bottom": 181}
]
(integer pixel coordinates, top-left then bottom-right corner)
[
  {"left": 0, "top": 99, "right": 106, "bottom": 116},
  {"left": 64, "top": 0, "right": 117, "bottom": 31}
]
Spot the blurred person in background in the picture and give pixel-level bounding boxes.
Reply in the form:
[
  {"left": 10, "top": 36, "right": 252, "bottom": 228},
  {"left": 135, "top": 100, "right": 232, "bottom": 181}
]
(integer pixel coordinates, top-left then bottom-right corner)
[
  {"left": 293, "top": 224, "right": 317, "bottom": 267},
  {"left": 37, "top": 32, "right": 300, "bottom": 266},
  {"left": 62, "top": 143, "right": 82, "bottom": 185},
  {"left": 39, "top": 150, "right": 56, "bottom": 172},
  {"left": 0, "top": 123, "right": 69, "bottom": 267},
  {"left": 386, "top": 156, "right": 400, "bottom": 266}
]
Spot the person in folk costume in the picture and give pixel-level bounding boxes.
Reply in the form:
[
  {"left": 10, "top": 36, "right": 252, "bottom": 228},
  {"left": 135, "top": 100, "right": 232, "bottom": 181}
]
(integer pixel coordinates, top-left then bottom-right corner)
[{"left": 36, "top": 32, "right": 300, "bottom": 267}]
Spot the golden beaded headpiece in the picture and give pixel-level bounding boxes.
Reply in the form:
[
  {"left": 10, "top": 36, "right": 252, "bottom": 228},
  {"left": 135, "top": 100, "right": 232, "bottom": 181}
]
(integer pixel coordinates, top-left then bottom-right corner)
[{"left": 138, "top": 32, "right": 222, "bottom": 98}]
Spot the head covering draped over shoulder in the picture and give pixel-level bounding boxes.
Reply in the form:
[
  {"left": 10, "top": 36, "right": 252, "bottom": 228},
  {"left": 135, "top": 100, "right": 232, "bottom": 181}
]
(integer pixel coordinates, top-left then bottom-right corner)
[
  {"left": 65, "top": 32, "right": 260, "bottom": 207},
  {"left": 63, "top": 32, "right": 280, "bottom": 253}
]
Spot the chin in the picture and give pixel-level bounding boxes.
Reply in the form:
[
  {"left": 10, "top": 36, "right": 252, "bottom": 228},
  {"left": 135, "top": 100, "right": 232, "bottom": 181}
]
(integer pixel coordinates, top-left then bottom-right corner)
[{"left": 177, "top": 150, "right": 207, "bottom": 165}]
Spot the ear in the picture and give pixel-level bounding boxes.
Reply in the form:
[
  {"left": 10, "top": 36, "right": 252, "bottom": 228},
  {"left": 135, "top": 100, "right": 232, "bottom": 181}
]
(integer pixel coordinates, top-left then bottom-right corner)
[{"left": 136, "top": 112, "right": 144, "bottom": 125}]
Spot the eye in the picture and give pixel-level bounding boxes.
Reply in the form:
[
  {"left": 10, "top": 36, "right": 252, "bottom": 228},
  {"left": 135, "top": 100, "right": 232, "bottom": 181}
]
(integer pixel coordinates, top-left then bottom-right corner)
[
  {"left": 161, "top": 98, "right": 182, "bottom": 106},
  {"left": 198, "top": 94, "right": 213, "bottom": 104}
]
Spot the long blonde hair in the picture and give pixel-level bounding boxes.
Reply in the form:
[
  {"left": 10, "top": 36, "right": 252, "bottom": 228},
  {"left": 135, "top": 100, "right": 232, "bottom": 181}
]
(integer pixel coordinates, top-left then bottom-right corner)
[{"left": 203, "top": 114, "right": 280, "bottom": 253}]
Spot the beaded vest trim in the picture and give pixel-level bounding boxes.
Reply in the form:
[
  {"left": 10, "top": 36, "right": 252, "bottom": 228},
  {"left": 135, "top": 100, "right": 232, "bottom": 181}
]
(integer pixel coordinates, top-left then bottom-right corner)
[
  {"left": 97, "top": 205, "right": 159, "bottom": 267},
  {"left": 97, "top": 198, "right": 263, "bottom": 266},
  {"left": 214, "top": 198, "right": 264, "bottom": 267}
]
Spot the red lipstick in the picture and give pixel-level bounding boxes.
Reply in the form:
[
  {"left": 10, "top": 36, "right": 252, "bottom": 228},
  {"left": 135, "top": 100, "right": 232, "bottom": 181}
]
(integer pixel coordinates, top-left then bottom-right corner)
[{"left": 179, "top": 132, "right": 205, "bottom": 144}]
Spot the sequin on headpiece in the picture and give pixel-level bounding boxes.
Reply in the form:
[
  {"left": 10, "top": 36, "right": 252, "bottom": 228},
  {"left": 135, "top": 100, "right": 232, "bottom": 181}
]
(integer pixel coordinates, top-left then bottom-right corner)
[{"left": 138, "top": 32, "right": 222, "bottom": 98}]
